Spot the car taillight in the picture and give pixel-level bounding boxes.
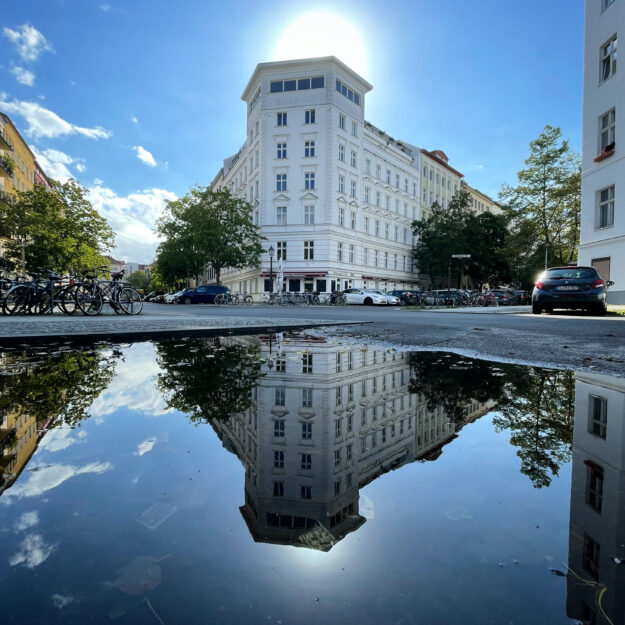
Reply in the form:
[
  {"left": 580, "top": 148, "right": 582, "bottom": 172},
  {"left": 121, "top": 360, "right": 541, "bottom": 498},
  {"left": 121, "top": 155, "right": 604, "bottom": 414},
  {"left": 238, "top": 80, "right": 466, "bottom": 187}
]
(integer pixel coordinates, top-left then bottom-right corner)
[
  {"left": 591, "top": 279, "right": 605, "bottom": 289},
  {"left": 535, "top": 281, "right": 544, "bottom": 290}
]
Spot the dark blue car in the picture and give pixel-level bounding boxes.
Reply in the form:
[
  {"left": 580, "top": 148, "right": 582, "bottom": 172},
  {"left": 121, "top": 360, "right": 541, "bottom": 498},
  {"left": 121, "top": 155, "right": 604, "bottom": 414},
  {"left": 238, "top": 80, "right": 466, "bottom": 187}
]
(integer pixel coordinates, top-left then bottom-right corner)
[{"left": 177, "top": 285, "right": 229, "bottom": 304}]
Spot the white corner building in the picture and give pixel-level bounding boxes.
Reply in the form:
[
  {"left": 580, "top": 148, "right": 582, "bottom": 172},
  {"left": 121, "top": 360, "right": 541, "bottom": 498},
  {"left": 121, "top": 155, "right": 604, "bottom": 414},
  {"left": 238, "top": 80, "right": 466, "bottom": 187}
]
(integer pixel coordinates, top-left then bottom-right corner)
[
  {"left": 208, "top": 56, "right": 469, "bottom": 295},
  {"left": 578, "top": 0, "right": 624, "bottom": 303}
]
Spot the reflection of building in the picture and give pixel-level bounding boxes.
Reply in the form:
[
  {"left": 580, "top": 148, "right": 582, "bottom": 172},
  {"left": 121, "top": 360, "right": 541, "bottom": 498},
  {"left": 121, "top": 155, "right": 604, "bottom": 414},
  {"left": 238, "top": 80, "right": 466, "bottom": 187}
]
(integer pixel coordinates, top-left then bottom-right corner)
[
  {"left": 566, "top": 372, "right": 625, "bottom": 625},
  {"left": 0, "top": 409, "right": 38, "bottom": 495},
  {"left": 210, "top": 336, "right": 494, "bottom": 550}
]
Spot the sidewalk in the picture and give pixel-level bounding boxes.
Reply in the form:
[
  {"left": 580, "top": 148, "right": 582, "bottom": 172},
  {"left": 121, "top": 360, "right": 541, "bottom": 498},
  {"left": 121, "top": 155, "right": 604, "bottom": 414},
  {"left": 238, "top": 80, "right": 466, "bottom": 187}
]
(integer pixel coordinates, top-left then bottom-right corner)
[
  {"left": 0, "top": 314, "right": 364, "bottom": 345},
  {"left": 403, "top": 305, "right": 531, "bottom": 314}
]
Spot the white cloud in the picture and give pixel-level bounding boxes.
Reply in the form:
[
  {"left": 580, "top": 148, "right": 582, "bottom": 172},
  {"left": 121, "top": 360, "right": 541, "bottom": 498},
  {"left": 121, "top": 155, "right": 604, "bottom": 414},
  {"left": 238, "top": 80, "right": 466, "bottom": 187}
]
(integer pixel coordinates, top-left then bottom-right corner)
[
  {"left": 9, "top": 533, "right": 56, "bottom": 568},
  {"left": 38, "top": 427, "right": 85, "bottom": 452},
  {"left": 3, "top": 24, "right": 53, "bottom": 62},
  {"left": 135, "top": 438, "right": 156, "bottom": 456},
  {"left": 93, "top": 177, "right": 103, "bottom": 185},
  {"left": 14, "top": 511, "right": 39, "bottom": 532},
  {"left": 11, "top": 66, "right": 35, "bottom": 86},
  {"left": 29, "top": 145, "right": 85, "bottom": 182},
  {"left": 52, "top": 594, "right": 74, "bottom": 609},
  {"left": 1, "top": 462, "right": 113, "bottom": 501},
  {"left": 0, "top": 96, "right": 111, "bottom": 139},
  {"left": 87, "top": 185, "right": 176, "bottom": 263},
  {"left": 131, "top": 115, "right": 138, "bottom": 124},
  {"left": 134, "top": 145, "right": 156, "bottom": 167},
  {"left": 100, "top": 3, "right": 112, "bottom": 11}
]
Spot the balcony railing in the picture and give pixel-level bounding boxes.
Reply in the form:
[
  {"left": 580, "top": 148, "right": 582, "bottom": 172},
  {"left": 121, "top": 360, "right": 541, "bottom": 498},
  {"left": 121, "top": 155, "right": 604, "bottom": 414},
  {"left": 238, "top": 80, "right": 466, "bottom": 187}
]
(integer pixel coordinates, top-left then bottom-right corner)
[
  {"left": 0, "top": 128, "right": 13, "bottom": 152},
  {"left": 0, "top": 155, "right": 14, "bottom": 178}
]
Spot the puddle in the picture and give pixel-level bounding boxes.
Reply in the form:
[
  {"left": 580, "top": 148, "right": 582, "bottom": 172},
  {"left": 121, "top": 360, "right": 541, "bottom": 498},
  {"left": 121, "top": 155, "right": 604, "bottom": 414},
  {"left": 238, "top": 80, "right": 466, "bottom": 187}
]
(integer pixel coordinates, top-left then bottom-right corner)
[{"left": 0, "top": 334, "right": 622, "bottom": 624}]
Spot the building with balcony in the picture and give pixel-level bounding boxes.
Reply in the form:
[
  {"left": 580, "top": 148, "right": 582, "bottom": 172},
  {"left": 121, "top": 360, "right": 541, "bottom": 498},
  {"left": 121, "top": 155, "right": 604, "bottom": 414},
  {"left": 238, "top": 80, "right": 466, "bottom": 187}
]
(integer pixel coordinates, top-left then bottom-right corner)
[
  {"left": 578, "top": 0, "right": 625, "bottom": 303},
  {"left": 208, "top": 57, "right": 485, "bottom": 295}
]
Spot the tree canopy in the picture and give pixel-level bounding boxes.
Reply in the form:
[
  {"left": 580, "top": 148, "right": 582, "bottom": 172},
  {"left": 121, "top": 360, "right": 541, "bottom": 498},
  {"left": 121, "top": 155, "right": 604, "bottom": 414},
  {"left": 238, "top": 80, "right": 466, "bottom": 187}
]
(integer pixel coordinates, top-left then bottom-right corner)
[
  {"left": 500, "top": 125, "right": 581, "bottom": 277},
  {"left": 155, "top": 187, "right": 265, "bottom": 285},
  {"left": 1, "top": 179, "right": 115, "bottom": 273}
]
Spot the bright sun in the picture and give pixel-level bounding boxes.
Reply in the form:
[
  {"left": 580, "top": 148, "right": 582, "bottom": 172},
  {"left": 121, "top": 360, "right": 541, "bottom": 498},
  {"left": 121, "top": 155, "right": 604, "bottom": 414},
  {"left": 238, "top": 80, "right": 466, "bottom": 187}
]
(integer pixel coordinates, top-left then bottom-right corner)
[{"left": 272, "top": 11, "right": 368, "bottom": 78}]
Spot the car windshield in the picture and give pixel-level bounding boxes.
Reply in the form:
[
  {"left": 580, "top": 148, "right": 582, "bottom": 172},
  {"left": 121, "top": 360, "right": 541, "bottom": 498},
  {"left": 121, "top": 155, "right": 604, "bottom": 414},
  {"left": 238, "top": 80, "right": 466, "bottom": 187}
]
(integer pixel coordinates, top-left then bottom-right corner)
[{"left": 544, "top": 268, "right": 597, "bottom": 280}]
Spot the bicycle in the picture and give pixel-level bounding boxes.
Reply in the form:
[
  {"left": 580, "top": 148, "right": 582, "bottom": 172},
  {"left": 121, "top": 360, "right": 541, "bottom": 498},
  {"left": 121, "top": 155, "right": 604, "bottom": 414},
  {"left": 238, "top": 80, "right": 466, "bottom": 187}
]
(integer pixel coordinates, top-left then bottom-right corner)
[
  {"left": 75, "top": 267, "right": 143, "bottom": 315},
  {"left": 4, "top": 269, "right": 79, "bottom": 315}
]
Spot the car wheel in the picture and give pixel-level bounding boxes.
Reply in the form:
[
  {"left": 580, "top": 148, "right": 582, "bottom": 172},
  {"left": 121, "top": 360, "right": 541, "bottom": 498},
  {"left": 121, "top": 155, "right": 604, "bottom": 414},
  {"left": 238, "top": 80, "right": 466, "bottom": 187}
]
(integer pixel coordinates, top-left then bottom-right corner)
[
  {"left": 531, "top": 302, "right": 541, "bottom": 315},
  {"left": 184, "top": 297, "right": 192, "bottom": 305},
  {"left": 364, "top": 297, "right": 373, "bottom": 306}
]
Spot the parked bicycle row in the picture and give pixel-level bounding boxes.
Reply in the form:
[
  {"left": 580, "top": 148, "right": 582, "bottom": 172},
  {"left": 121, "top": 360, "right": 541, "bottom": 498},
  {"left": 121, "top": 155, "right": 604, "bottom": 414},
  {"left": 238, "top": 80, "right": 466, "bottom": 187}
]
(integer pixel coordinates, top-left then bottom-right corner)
[{"left": 0, "top": 266, "right": 143, "bottom": 315}]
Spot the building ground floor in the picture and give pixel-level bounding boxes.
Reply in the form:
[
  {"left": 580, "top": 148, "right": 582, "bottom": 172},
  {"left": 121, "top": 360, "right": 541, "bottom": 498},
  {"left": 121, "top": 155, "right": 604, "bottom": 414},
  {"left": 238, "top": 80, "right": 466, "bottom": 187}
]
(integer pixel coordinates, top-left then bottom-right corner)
[{"left": 578, "top": 235, "right": 625, "bottom": 304}]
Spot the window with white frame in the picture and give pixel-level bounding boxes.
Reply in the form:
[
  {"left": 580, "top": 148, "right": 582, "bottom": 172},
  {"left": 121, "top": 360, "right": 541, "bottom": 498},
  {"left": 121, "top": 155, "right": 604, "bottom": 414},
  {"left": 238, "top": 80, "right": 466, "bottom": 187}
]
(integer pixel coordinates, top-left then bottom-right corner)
[
  {"left": 304, "top": 140, "right": 315, "bottom": 157},
  {"left": 351, "top": 150, "right": 357, "bottom": 167},
  {"left": 386, "top": 169, "right": 391, "bottom": 184},
  {"left": 349, "top": 244, "right": 354, "bottom": 263},
  {"left": 276, "top": 173, "right": 286, "bottom": 191},
  {"left": 339, "top": 207, "right": 345, "bottom": 226},
  {"left": 275, "top": 387, "right": 285, "bottom": 406},
  {"left": 365, "top": 186, "right": 370, "bottom": 203},
  {"left": 277, "top": 240, "right": 287, "bottom": 260},
  {"left": 301, "top": 453, "right": 312, "bottom": 470},
  {"left": 304, "top": 240, "right": 314, "bottom": 260},
  {"left": 404, "top": 177, "right": 408, "bottom": 192},
  {"left": 276, "top": 205, "right": 287, "bottom": 225},
  {"left": 366, "top": 158, "right": 371, "bottom": 174},
  {"left": 277, "top": 112, "right": 287, "bottom": 126},
  {"left": 305, "top": 172, "right": 315, "bottom": 190},
  {"left": 352, "top": 120, "right": 357, "bottom": 136},
  {"left": 302, "top": 422, "right": 312, "bottom": 439},
  {"left": 601, "top": 35, "right": 618, "bottom": 82},
  {"left": 589, "top": 395, "right": 607, "bottom": 439},
  {"left": 305, "top": 109, "right": 316, "bottom": 124},
  {"left": 363, "top": 247, "right": 368, "bottom": 265},
  {"left": 386, "top": 196, "right": 390, "bottom": 210},
  {"left": 338, "top": 144, "right": 345, "bottom": 161},
  {"left": 338, "top": 175, "right": 345, "bottom": 193},
  {"left": 339, "top": 114, "right": 345, "bottom": 129},
  {"left": 364, "top": 216, "right": 369, "bottom": 233},
  {"left": 384, "top": 251, "right": 388, "bottom": 268},
  {"left": 598, "top": 186, "right": 615, "bottom": 228},
  {"left": 277, "top": 143, "right": 287, "bottom": 159},
  {"left": 385, "top": 222, "right": 389, "bottom": 239},
  {"left": 586, "top": 466, "right": 603, "bottom": 512},
  {"left": 335, "top": 448, "right": 342, "bottom": 466},
  {"left": 350, "top": 179, "right": 357, "bottom": 198},
  {"left": 376, "top": 164, "right": 381, "bottom": 179},
  {"left": 376, "top": 191, "right": 381, "bottom": 207},
  {"left": 302, "top": 388, "right": 313, "bottom": 407},
  {"left": 274, "top": 450, "right": 284, "bottom": 468},
  {"left": 273, "top": 481, "right": 284, "bottom": 496},
  {"left": 375, "top": 220, "right": 380, "bottom": 237},
  {"left": 304, "top": 205, "right": 315, "bottom": 224},
  {"left": 374, "top": 249, "right": 378, "bottom": 267},
  {"left": 338, "top": 242, "right": 343, "bottom": 261},
  {"left": 351, "top": 212, "right": 356, "bottom": 229},
  {"left": 336, "top": 386, "right": 342, "bottom": 406},
  {"left": 300, "top": 485, "right": 311, "bottom": 499},
  {"left": 302, "top": 353, "right": 313, "bottom": 374},
  {"left": 274, "top": 420, "right": 285, "bottom": 438},
  {"left": 599, "top": 108, "right": 615, "bottom": 151}
]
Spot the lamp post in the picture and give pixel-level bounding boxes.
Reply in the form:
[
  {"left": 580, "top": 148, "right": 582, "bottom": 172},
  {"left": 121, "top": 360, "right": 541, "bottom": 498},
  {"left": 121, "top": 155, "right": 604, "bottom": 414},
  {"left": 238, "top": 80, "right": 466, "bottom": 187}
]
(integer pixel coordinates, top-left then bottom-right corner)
[
  {"left": 268, "top": 245, "right": 274, "bottom": 294},
  {"left": 448, "top": 254, "right": 471, "bottom": 303}
]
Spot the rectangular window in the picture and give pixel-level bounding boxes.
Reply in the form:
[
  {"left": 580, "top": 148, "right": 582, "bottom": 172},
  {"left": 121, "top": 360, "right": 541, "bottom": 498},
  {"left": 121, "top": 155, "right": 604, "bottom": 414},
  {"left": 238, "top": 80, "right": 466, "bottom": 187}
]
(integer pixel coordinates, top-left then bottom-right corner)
[
  {"left": 347, "top": 415, "right": 353, "bottom": 432},
  {"left": 304, "top": 205, "right": 315, "bottom": 224},
  {"left": 300, "top": 485, "right": 312, "bottom": 499},
  {"left": 302, "top": 388, "right": 313, "bottom": 407},
  {"left": 302, "top": 422, "right": 312, "bottom": 439},
  {"left": 277, "top": 143, "right": 287, "bottom": 159},
  {"left": 599, "top": 108, "right": 615, "bottom": 151},
  {"left": 274, "top": 450, "right": 284, "bottom": 468},
  {"left": 301, "top": 453, "right": 312, "bottom": 470},
  {"left": 304, "top": 140, "right": 315, "bottom": 157},
  {"left": 586, "top": 465, "right": 604, "bottom": 512},
  {"left": 276, "top": 173, "right": 287, "bottom": 191},
  {"left": 384, "top": 252, "right": 388, "bottom": 268},
  {"left": 386, "top": 169, "right": 391, "bottom": 184},
  {"left": 346, "top": 443, "right": 352, "bottom": 460},
  {"left": 589, "top": 395, "right": 607, "bottom": 439},
  {"left": 375, "top": 220, "right": 380, "bottom": 237},
  {"left": 304, "top": 240, "right": 314, "bottom": 260},
  {"left": 351, "top": 212, "right": 356, "bottom": 229},
  {"left": 338, "top": 144, "right": 345, "bottom": 161},
  {"left": 305, "top": 172, "right": 315, "bottom": 190},
  {"left": 376, "top": 191, "right": 381, "bottom": 207},
  {"left": 598, "top": 186, "right": 615, "bottom": 228},
  {"left": 275, "top": 356, "right": 285, "bottom": 372},
  {"left": 338, "top": 242, "right": 343, "bottom": 261},
  {"left": 601, "top": 35, "right": 618, "bottom": 82},
  {"left": 277, "top": 241, "right": 287, "bottom": 260},
  {"left": 583, "top": 533, "right": 600, "bottom": 579},
  {"left": 275, "top": 387, "right": 285, "bottom": 406},
  {"left": 311, "top": 76, "right": 324, "bottom": 88},
  {"left": 336, "top": 79, "right": 361, "bottom": 105},
  {"left": 602, "top": 0, "right": 616, "bottom": 10},
  {"left": 274, "top": 420, "right": 285, "bottom": 437},
  {"left": 338, "top": 175, "right": 345, "bottom": 193},
  {"left": 276, "top": 205, "right": 287, "bottom": 225},
  {"left": 335, "top": 449, "right": 342, "bottom": 466},
  {"left": 376, "top": 164, "right": 381, "bottom": 179},
  {"left": 335, "top": 418, "right": 342, "bottom": 437},
  {"left": 339, "top": 208, "right": 345, "bottom": 227},
  {"left": 364, "top": 216, "right": 369, "bottom": 233},
  {"left": 277, "top": 112, "right": 287, "bottom": 126},
  {"left": 352, "top": 121, "right": 357, "bottom": 136},
  {"left": 365, "top": 187, "right": 370, "bottom": 203},
  {"left": 273, "top": 481, "right": 284, "bottom": 497},
  {"left": 334, "top": 479, "right": 341, "bottom": 495},
  {"left": 336, "top": 386, "right": 342, "bottom": 406},
  {"left": 351, "top": 151, "right": 357, "bottom": 167},
  {"left": 374, "top": 250, "right": 378, "bottom": 267},
  {"left": 404, "top": 178, "right": 408, "bottom": 192},
  {"left": 351, "top": 180, "right": 357, "bottom": 198},
  {"left": 349, "top": 244, "right": 354, "bottom": 263},
  {"left": 305, "top": 109, "right": 316, "bottom": 124},
  {"left": 339, "top": 114, "right": 345, "bottom": 130}
]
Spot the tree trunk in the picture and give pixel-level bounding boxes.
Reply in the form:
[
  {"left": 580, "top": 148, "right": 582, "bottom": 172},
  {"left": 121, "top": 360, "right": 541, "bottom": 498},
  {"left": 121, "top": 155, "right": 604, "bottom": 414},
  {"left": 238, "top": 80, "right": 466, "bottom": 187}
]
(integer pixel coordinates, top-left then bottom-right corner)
[{"left": 215, "top": 267, "right": 221, "bottom": 286}]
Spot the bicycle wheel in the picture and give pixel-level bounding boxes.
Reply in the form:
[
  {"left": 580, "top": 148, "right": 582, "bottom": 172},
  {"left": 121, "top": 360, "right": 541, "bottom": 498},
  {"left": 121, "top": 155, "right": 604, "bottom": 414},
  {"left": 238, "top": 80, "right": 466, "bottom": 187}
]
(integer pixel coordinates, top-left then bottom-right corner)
[
  {"left": 60, "top": 284, "right": 82, "bottom": 315},
  {"left": 33, "top": 290, "right": 53, "bottom": 314},
  {"left": 214, "top": 293, "right": 226, "bottom": 305},
  {"left": 243, "top": 295, "right": 254, "bottom": 306},
  {"left": 231, "top": 295, "right": 241, "bottom": 305},
  {"left": 4, "top": 285, "right": 31, "bottom": 315},
  {"left": 76, "top": 284, "right": 104, "bottom": 315},
  {"left": 337, "top": 295, "right": 346, "bottom": 306},
  {"left": 117, "top": 287, "right": 143, "bottom": 315}
]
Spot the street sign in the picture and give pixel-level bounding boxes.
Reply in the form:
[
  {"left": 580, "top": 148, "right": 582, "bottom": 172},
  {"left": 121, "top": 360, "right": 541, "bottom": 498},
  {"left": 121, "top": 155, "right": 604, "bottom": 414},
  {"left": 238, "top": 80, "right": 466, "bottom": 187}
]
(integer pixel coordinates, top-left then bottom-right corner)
[{"left": 451, "top": 254, "right": 471, "bottom": 258}]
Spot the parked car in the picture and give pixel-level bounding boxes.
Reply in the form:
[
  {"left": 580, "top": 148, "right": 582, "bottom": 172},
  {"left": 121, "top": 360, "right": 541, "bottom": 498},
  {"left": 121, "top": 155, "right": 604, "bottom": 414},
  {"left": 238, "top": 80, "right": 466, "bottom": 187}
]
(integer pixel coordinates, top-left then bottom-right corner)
[
  {"left": 177, "top": 285, "right": 230, "bottom": 304},
  {"left": 512, "top": 290, "right": 530, "bottom": 305},
  {"left": 369, "top": 290, "right": 401, "bottom": 305},
  {"left": 387, "top": 290, "right": 422, "bottom": 306},
  {"left": 144, "top": 291, "right": 165, "bottom": 302},
  {"left": 342, "top": 288, "right": 387, "bottom": 305},
  {"left": 164, "top": 290, "right": 184, "bottom": 304},
  {"left": 532, "top": 266, "right": 613, "bottom": 315},
  {"left": 484, "top": 289, "right": 516, "bottom": 305}
]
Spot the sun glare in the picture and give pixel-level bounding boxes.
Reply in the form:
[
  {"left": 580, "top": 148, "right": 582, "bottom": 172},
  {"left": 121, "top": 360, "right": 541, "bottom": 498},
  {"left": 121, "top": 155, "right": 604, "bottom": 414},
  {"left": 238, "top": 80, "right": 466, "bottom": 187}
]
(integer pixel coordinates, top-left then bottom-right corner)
[{"left": 272, "top": 11, "right": 368, "bottom": 78}]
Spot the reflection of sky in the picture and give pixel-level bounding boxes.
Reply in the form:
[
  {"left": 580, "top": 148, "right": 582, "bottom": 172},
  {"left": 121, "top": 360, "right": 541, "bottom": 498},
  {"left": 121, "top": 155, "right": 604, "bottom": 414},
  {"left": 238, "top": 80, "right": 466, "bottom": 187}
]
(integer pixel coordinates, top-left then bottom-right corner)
[{"left": 0, "top": 343, "right": 575, "bottom": 624}]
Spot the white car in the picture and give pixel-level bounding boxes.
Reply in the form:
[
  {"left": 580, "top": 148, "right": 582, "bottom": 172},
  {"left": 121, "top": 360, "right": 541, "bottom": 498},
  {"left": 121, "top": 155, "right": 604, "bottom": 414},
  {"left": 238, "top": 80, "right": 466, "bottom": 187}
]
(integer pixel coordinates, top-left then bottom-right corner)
[
  {"left": 164, "top": 290, "right": 185, "bottom": 303},
  {"left": 370, "top": 290, "right": 401, "bottom": 305},
  {"left": 342, "top": 288, "right": 388, "bottom": 305}
]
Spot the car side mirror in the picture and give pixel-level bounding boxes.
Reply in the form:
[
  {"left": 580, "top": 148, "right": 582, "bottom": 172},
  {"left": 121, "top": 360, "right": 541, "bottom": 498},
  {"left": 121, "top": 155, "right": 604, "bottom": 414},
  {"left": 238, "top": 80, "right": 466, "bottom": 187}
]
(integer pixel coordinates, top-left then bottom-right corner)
[{"left": 606, "top": 281, "right": 614, "bottom": 287}]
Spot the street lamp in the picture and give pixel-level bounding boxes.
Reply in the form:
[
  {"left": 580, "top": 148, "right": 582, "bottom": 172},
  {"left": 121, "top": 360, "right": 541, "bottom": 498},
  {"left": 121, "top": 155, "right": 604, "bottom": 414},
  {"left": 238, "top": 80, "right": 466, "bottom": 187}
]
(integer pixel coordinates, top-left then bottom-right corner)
[
  {"left": 448, "top": 254, "right": 471, "bottom": 302},
  {"left": 268, "top": 245, "right": 274, "bottom": 293}
]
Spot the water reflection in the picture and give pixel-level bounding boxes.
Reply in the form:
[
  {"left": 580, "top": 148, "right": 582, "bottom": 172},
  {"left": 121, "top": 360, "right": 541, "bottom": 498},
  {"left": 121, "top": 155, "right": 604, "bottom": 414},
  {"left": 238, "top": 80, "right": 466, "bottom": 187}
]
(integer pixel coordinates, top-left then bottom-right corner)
[{"left": 566, "top": 373, "right": 625, "bottom": 625}]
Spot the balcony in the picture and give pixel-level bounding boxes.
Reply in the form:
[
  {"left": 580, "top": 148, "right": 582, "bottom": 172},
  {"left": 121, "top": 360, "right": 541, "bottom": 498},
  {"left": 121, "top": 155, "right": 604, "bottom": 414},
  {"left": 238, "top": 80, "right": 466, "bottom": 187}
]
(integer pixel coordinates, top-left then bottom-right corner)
[
  {"left": 0, "top": 128, "right": 13, "bottom": 152},
  {"left": 0, "top": 155, "right": 14, "bottom": 178}
]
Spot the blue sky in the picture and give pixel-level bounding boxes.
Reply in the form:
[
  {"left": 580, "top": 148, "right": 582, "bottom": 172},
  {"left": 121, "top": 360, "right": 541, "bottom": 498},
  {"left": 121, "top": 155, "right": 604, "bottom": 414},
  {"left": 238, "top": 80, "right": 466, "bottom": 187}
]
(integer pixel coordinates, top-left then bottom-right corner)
[{"left": 1, "top": 0, "right": 584, "bottom": 263}]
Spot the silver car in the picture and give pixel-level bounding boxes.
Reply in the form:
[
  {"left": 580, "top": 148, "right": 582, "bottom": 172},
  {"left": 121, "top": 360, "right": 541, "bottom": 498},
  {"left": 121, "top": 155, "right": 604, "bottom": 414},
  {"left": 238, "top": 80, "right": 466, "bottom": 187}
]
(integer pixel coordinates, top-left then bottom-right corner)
[
  {"left": 370, "top": 290, "right": 401, "bottom": 305},
  {"left": 342, "top": 288, "right": 387, "bottom": 305}
]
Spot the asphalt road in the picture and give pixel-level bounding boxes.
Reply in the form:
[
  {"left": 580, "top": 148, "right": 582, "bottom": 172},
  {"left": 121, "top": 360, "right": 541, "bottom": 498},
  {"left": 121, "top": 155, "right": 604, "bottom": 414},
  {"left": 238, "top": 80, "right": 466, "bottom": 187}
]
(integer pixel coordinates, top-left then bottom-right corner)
[{"left": 144, "top": 302, "right": 625, "bottom": 376}]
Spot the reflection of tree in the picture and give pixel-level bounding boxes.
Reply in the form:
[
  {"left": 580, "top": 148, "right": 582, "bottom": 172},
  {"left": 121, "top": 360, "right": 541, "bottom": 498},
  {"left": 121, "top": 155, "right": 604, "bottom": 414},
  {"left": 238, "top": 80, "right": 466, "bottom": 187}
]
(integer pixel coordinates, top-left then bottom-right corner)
[
  {"left": 155, "top": 338, "right": 263, "bottom": 423},
  {"left": 0, "top": 346, "right": 118, "bottom": 426},
  {"left": 408, "top": 352, "right": 574, "bottom": 489},
  {"left": 493, "top": 369, "right": 574, "bottom": 489}
]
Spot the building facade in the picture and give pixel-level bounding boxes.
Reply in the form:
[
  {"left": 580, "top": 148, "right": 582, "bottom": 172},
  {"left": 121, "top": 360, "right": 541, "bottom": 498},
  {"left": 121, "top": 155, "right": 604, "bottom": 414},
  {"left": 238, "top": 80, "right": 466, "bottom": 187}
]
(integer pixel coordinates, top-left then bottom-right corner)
[
  {"left": 208, "top": 57, "right": 481, "bottom": 295},
  {"left": 578, "top": 0, "right": 624, "bottom": 303}
]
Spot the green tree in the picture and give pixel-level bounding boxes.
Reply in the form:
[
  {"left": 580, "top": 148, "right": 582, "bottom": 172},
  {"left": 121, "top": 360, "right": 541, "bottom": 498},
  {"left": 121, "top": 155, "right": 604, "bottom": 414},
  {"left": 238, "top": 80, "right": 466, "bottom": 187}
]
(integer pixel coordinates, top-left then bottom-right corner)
[
  {"left": 155, "top": 187, "right": 265, "bottom": 285},
  {"left": 500, "top": 125, "right": 581, "bottom": 272},
  {"left": 2, "top": 180, "right": 115, "bottom": 273},
  {"left": 128, "top": 270, "right": 150, "bottom": 292}
]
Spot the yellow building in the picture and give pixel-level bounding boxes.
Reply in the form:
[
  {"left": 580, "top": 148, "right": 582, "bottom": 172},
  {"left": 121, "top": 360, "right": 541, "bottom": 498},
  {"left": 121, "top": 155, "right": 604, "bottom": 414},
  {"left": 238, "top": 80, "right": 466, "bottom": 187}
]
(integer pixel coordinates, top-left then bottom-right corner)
[
  {"left": 0, "top": 410, "right": 38, "bottom": 495},
  {"left": 461, "top": 180, "right": 504, "bottom": 216}
]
